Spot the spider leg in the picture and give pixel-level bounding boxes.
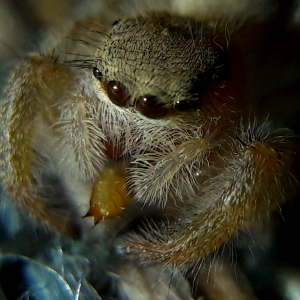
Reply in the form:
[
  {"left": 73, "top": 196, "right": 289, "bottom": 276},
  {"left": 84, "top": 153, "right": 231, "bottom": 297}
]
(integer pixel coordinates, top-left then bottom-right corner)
[
  {"left": 0, "top": 55, "right": 107, "bottom": 233},
  {"left": 122, "top": 122, "right": 293, "bottom": 271},
  {"left": 53, "top": 93, "right": 107, "bottom": 180}
]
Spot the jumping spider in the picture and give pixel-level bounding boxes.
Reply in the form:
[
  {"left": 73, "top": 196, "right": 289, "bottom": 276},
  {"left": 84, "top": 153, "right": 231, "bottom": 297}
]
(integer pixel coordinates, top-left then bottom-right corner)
[{"left": 1, "top": 2, "right": 300, "bottom": 298}]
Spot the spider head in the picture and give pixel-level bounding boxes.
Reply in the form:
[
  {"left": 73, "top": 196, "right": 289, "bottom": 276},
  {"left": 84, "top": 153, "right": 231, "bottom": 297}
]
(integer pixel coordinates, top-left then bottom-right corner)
[{"left": 93, "top": 13, "right": 231, "bottom": 120}]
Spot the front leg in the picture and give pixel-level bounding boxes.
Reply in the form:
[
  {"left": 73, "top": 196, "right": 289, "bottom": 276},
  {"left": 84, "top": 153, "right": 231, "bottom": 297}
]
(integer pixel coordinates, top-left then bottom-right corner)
[
  {"left": 123, "top": 122, "right": 293, "bottom": 271},
  {"left": 0, "top": 55, "right": 108, "bottom": 233}
]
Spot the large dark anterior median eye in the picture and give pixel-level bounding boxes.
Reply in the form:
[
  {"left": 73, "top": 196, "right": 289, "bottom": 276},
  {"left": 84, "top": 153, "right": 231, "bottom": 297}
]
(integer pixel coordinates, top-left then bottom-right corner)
[
  {"left": 93, "top": 68, "right": 131, "bottom": 107},
  {"left": 106, "top": 81, "right": 131, "bottom": 107},
  {"left": 136, "top": 95, "right": 168, "bottom": 119}
]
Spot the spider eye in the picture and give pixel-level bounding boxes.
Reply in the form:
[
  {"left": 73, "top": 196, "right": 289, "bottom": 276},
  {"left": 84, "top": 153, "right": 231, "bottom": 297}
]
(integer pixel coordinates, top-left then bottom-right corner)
[
  {"left": 136, "top": 95, "right": 168, "bottom": 119},
  {"left": 175, "top": 100, "right": 191, "bottom": 111},
  {"left": 93, "top": 67, "right": 103, "bottom": 81},
  {"left": 112, "top": 19, "right": 121, "bottom": 26},
  {"left": 106, "top": 81, "right": 131, "bottom": 107}
]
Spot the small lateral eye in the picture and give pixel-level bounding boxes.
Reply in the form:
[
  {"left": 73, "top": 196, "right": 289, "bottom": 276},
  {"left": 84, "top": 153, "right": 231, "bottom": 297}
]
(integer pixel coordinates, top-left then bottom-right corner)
[
  {"left": 106, "top": 81, "right": 131, "bottom": 107},
  {"left": 175, "top": 100, "right": 191, "bottom": 111},
  {"left": 112, "top": 19, "right": 121, "bottom": 26},
  {"left": 136, "top": 95, "right": 168, "bottom": 119},
  {"left": 93, "top": 67, "right": 103, "bottom": 81}
]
